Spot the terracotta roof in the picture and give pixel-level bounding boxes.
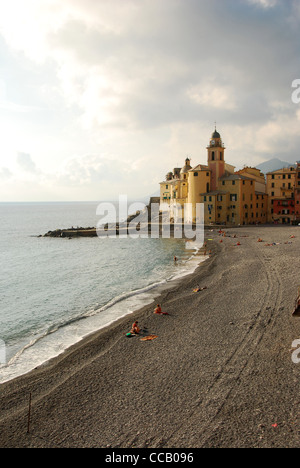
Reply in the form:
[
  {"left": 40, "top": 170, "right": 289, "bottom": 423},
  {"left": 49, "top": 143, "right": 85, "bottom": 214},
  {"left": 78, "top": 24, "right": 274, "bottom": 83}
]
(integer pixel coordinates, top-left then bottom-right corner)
[
  {"left": 190, "top": 164, "right": 210, "bottom": 171},
  {"left": 219, "top": 174, "right": 252, "bottom": 181}
]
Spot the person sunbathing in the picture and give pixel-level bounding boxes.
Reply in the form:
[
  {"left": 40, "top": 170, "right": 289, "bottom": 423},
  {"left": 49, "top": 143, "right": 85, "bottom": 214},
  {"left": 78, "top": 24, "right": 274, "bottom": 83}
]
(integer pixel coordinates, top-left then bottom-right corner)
[
  {"left": 193, "top": 286, "right": 208, "bottom": 292},
  {"left": 154, "top": 304, "right": 169, "bottom": 315},
  {"left": 130, "top": 321, "right": 141, "bottom": 334}
]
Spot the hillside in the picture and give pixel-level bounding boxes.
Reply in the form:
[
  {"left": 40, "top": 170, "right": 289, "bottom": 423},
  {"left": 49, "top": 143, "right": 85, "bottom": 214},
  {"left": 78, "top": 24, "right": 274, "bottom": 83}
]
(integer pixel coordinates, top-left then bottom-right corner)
[{"left": 256, "top": 158, "right": 294, "bottom": 174}]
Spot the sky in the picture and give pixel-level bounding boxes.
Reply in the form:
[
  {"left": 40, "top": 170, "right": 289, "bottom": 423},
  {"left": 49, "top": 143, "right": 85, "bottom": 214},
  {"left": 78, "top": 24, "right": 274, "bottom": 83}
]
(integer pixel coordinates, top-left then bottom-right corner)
[{"left": 0, "top": 0, "right": 300, "bottom": 201}]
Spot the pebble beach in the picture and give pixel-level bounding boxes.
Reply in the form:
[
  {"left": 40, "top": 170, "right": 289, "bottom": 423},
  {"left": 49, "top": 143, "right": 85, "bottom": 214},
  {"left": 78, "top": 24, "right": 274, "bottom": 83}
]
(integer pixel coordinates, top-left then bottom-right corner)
[{"left": 0, "top": 225, "right": 299, "bottom": 448}]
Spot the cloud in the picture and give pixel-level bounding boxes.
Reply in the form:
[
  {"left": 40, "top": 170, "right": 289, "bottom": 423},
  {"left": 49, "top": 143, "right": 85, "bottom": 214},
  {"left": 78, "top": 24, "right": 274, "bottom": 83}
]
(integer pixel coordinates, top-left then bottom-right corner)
[
  {"left": 247, "top": 0, "right": 278, "bottom": 8},
  {"left": 0, "top": 0, "right": 299, "bottom": 201},
  {"left": 0, "top": 0, "right": 298, "bottom": 133},
  {"left": 17, "top": 152, "right": 38, "bottom": 173},
  {"left": 0, "top": 167, "right": 13, "bottom": 180}
]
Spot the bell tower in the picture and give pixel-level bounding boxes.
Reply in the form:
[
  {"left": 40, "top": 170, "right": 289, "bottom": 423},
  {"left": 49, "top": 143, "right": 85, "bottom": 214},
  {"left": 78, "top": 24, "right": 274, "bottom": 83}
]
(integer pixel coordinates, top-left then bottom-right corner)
[{"left": 207, "top": 126, "right": 226, "bottom": 191}]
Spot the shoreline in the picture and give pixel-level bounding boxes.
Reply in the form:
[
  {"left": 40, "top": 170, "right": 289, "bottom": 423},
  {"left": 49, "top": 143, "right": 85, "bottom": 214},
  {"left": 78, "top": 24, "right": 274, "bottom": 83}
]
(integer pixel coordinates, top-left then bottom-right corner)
[
  {"left": 0, "top": 241, "right": 206, "bottom": 385},
  {"left": 0, "top": 225, "right": 299, "bottom": 448}
]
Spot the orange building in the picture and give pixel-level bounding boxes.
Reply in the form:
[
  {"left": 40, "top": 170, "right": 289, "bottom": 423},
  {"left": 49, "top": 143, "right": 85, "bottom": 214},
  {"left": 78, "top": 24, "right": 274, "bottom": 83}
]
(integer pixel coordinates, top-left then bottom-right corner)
[
  {"left": 266, "top": 166, "right": 296, "bottom": 224},
  {"left": 295, "top": 162, "right": 300, "bottom": 223}
]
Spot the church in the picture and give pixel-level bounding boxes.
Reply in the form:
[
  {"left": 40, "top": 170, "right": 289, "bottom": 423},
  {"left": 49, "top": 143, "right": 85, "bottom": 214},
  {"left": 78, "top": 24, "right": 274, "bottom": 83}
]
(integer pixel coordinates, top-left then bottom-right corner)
[{"left": 159, "top": 128, "right": 268, "bottom": 226}]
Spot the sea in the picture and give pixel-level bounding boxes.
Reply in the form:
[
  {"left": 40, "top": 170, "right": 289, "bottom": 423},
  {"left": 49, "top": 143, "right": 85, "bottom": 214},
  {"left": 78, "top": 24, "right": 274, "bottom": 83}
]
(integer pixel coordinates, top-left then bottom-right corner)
[{"left": 0, "top": 201, "right": 205, "bottom": 384}]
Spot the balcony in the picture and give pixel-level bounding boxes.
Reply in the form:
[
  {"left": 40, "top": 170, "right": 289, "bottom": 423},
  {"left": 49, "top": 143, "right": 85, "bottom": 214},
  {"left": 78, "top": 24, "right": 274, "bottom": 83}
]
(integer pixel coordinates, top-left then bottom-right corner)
[{"left": 280, "top": 186, "right": 293, "bottom": 193}]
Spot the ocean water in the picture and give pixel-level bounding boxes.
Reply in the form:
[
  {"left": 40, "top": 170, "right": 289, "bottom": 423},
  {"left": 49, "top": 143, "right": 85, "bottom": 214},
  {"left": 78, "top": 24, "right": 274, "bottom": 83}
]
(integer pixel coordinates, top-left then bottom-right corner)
[{"left": 0, "top": 202, "right": 204, "bottom": 383}]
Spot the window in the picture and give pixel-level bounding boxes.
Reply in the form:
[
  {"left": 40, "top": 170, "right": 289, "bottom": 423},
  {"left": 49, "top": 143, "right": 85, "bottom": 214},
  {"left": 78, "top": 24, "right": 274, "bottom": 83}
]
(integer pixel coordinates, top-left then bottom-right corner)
[
  {"left": 212, "top": 152, "right": 215, "bottom": 161},
  {"left": 194, "top": 172, "right": 198, "bottom": 177},
  {"left": 230, "top": 194, "right": 237, "bottom": 202},
  {"left": 232, "top": 180, "right": 236, "bottom": 186}
]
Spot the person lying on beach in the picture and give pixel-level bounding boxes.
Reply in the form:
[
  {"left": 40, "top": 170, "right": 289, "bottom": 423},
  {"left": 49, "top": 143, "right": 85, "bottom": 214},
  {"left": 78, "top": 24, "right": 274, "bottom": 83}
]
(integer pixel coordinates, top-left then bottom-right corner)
[
  {"left": 193, "top": 286, "right": 208, "bottom": 293},
  {"left": 130, "top": 321, "right": 141, "bottom": 334},
  {"left": 154, "top": 304, "right": 169, "bottom": 315}
]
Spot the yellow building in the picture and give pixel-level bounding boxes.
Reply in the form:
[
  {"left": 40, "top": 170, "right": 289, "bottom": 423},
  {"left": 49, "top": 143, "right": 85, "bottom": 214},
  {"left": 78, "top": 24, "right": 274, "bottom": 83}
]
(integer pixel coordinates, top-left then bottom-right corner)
[
  {"left": 266, "top": 166, "right": 296, "bottom": 224},
  {"left": 160, "top": 127, "right": 268, "bottom": 226},
  {"left": 187, "top": 164, "right": 211, "bottom": 222}
]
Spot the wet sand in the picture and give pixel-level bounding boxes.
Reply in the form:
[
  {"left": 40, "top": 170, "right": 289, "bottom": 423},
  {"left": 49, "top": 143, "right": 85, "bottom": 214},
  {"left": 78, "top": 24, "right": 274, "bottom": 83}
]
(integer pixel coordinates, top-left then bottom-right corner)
[{"left": 0, "top": 226, "right": 299, "bottom": 448}]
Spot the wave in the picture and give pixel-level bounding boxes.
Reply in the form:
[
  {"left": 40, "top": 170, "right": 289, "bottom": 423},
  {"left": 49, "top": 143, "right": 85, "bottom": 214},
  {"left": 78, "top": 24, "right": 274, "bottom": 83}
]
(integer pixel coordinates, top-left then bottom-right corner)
[
  {"left": 1, "top": 247, "right": 207, "bottom": 383},
  {"left": 5, "top": 278, "right": 171, "bottom": 367}
]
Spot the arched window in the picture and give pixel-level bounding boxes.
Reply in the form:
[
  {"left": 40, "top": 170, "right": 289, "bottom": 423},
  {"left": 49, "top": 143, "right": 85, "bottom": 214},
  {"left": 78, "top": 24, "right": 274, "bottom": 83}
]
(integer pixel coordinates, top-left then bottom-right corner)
[{"left": 212, "top": 152, "right": 215, "bottom": 161}]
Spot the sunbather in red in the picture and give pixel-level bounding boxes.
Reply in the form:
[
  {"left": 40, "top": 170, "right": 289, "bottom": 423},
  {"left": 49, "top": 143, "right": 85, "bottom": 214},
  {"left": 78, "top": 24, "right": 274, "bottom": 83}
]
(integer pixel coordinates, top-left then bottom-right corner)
[
  {"left": 154, "top": 304, "right": 169, "bottom": 315},
  {"left": 130, "top": 321, "right": 141, "bottom": 334}
]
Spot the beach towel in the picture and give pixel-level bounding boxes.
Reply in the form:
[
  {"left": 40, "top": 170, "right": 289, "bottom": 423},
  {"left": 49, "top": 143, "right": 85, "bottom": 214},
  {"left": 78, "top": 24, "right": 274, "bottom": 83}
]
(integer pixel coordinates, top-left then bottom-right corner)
[{"left": 140, "top": 335, "right": 158, "bottom": 342}]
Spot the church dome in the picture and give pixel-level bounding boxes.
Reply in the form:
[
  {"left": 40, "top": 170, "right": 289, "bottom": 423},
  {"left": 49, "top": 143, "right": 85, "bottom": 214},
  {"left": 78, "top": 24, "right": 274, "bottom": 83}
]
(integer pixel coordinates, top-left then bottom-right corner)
[
  {"left": 212, "top": 129, "right": 221, "bottom": 139},
  {"left": 180, "top": 158, "right": 192, "bottom": 174}
]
